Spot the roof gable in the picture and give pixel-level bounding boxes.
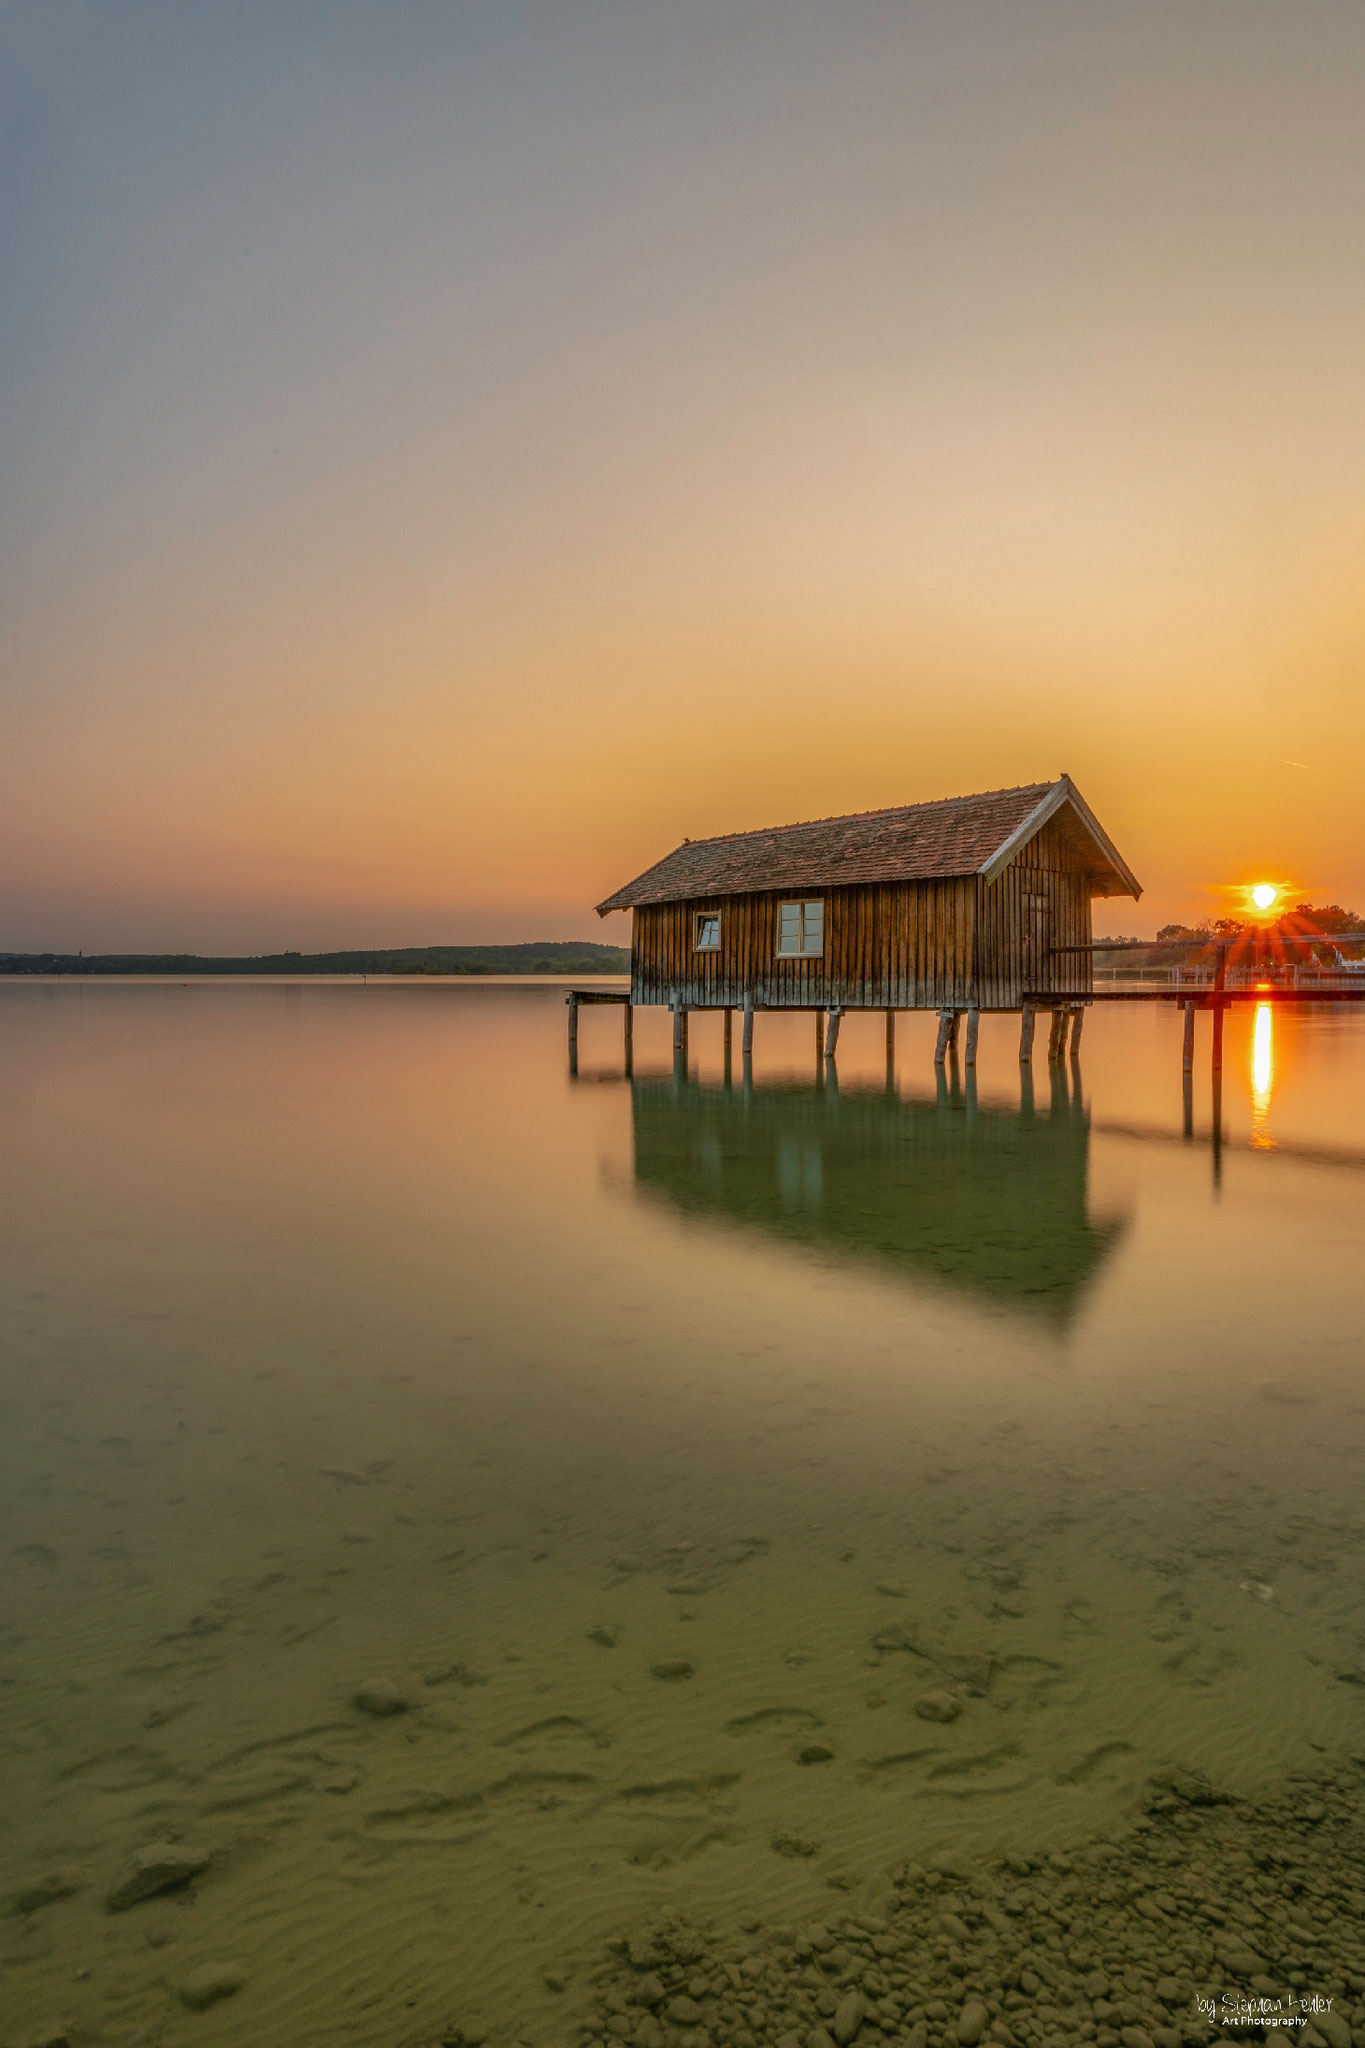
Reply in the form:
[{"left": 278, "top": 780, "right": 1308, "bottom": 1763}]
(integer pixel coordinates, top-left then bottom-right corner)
[{"left": 596, "top": 777, "right": 1140, "bottom": 912}]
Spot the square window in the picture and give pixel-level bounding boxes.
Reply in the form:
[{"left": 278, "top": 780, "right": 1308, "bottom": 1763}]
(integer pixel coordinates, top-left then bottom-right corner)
[
  {"left": 776, "top": 900, "right": 825, "bottom": 957},
  {"left": 694, "top": 912, "right": 720, "bottom": 951}
]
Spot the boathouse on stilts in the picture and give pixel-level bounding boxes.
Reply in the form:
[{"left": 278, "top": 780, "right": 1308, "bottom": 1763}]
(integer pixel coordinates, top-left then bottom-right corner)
[{"left": 579, "top": 777, "right": 1142, "bottom": 1065}]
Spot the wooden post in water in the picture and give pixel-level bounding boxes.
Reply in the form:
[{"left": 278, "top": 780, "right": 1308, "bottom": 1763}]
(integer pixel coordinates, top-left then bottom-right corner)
[
  {"left": 1047, "top": 1010, "right": 1065, "bottom": 1061},
  {"left": 623, "top": 1003, "right": 633, "bottom": 1066},
  {"left": 1182, "top": 1000, "right": 1196, "bottom": 1074},
  {"left": 1019, "top": 1003, "right": 1035, "bottom": 1062},
  {"left": 815, "top": 1011, "right": 825, "bottom": 1061},
  {"left": 824, "top": 1007, "right": 843, "bottom": 1058},
  {"left": 885, "top": 1010, "right": 896, "bottom": 1055},
  {"left": 1212, "top": 945, "right": 1227, "bottom": 1076},
  {"left": 742, "top": 1001, "right": 755, "bottom": 1055},
  {"left": 934, "top": 1009, "right": 954, "bottom": 1065},
  {"left": 722, "top": 1008, "right": 732, "bottom": 1059},
  {"left": 964, "top": 1008, "right": 980, "bottom": 1066},
  {"left": 1070, "top": 1006, "right": 1085, "bottom": 1056}
]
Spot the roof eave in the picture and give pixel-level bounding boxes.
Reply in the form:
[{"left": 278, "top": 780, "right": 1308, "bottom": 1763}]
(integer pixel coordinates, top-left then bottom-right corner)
[{"left": 978, "top": 775, "right": 1142, "bottom": 899}]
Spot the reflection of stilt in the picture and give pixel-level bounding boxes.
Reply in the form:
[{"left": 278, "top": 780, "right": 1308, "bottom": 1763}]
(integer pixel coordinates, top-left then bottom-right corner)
[
  {"left": 741, "top": 1050, "right": 753, "bottom": 1104},
  {"left": 1019, "top": 1064, "right": 1035, "bottom": 1119},
  {"left": 568, "top": 1040, "right": 578, "bottom": 1078},
  {"left": 1211, "top": 1063, "right": 1223, "bottom": 1192},
  {"left": 947, "top": 1050, "right": 963, "bottom": 1107},
  {"left": 935, "top": 1064, "right": 951, "bottom": 1112},
  {"left": 965, "top": 1066, "right": 978, "bottom": 1123},
  {"left": 1049, "top": 1055, "right": 1070, "bottom": 1117},
  {"left": 964, "top": 1007, "right": 980, "bottom": 1066}
]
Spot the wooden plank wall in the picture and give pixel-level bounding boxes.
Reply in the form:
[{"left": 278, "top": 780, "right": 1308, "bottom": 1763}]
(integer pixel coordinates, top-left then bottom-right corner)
[{"left": 629, "top": 815, "right": 1096, "bottom": 1009}]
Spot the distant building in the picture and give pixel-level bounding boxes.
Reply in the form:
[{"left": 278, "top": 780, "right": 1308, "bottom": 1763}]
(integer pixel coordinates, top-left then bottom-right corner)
[{"left": 596, "top": 776, "right": 1141, "bottom": 1014}]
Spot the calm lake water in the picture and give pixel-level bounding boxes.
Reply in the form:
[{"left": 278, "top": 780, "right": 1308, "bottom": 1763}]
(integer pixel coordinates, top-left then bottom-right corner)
[{"left": 2, "top": 980, "right": 1364, "bottom": 2046}]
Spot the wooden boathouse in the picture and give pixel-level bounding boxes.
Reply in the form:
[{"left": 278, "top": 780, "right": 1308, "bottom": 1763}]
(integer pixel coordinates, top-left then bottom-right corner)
[{"left": 587, "top": 777, "right": 1141, "bottom": 1061}]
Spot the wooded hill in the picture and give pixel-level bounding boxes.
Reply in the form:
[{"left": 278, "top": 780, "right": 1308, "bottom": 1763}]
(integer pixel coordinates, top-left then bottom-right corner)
[{"left": 0, "top": 942, "right": 630, "bottom": 976}]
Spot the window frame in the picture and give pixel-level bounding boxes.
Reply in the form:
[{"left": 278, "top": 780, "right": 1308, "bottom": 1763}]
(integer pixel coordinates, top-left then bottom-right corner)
[
  {"left": 775, "top": 898, "right": 825, "bottom": 959},
  {"left": 693, "top": 909, "right": 722, "bottom": 953}
]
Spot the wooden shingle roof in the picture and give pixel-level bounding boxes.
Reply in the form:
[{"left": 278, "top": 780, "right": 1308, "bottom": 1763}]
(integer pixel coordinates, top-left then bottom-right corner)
[{"left": 596, "top": 777, "right": 1140, "bottom": 912}]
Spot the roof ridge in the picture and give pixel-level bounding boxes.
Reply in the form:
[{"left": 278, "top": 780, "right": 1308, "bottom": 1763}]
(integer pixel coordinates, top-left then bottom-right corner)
[{"left": 676, "top": 780, "right": 1057, "bottom": 852}]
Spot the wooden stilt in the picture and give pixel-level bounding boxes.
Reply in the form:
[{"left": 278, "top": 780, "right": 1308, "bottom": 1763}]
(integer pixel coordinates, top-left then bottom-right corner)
[
  {"left": 623, "top": 1003, "right": 633, "bottom": 1060},
  {"left": 964, "top": 1008, "right": 980, "bottom": 1066},
  {"left": 722, "top": 1008, "right": 732, "bottom": 1058},
  {"left": 1019, "top": 1004, "right": 1035, "bottom": 1062},
  {"left": 815, "top": 1011, "right": 825, "bottom": 1059},
  {"left": 1211, "top": 1002, "right": 1224, "bottom": 1073},
  {"left": 1047, "top": 1010, "right": 1064, "bottom": 1060},
  {"left": 824, "top": 1007, "right": 843, "bottom": 1057},
  {"left": 742, "top": 1002, "right": 754, "bottom": 1055},
  {"left": 934, "top": 1009, "right": 954, "bottom": 1064},
  {"left": 567, "top": 993, "right": 579, "bottom": 1051},
  {"left": 1070, "top": 1006, "right": 1085, "bottom": 1056},
  {"left": 1182, "top": 1000, "right": 1196, "bottom": 1074},
  {"left": 672, "top": 1001, "right": 684, "bottom": 1052},
  {"left": 885, "top": 1010, "right": 895, "bottom": 1057}
]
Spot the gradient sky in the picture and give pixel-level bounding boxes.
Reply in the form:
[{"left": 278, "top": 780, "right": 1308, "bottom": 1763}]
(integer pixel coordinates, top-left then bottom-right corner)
[{"left": 4, "top": 1, "right": 1364, "bottom": 950}]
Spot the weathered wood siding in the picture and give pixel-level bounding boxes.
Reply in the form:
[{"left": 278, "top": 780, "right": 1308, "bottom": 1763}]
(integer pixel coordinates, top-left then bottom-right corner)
[
  {"left": 629, "top": 814, "right": 1096, "bottom": 1009},
  {"left": 972, "top": 816, "right": 1094, "bottom": 1008}
]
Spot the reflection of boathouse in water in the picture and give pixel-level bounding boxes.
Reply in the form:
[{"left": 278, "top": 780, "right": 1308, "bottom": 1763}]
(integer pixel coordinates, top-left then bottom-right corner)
[{"left": 629, "top": 1070, "right": 1125, "bottom": 1329}]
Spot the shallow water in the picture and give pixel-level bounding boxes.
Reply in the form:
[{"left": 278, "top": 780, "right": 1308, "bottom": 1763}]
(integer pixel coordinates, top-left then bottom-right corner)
[{"left": 2, "top": 980, "right": 1364, "bottom": 2046}]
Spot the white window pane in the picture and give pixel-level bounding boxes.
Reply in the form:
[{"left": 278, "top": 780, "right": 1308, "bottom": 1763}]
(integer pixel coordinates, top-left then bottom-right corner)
[{"left": 803, "top": 901, "right": 824, "bottom": 954}]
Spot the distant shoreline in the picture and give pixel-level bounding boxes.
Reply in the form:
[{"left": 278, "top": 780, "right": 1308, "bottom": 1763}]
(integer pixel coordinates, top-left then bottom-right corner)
[{"left": 0, "top": 942, "right": 630, "bottom": 978}]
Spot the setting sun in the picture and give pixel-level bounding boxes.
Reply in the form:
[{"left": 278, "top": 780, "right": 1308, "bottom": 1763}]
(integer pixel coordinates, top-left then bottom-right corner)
[{"left": 1250, "top": 883, "right": 1279, "bottom": 912}]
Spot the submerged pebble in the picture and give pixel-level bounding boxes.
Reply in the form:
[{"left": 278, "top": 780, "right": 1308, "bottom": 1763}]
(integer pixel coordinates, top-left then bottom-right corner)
[
  {"left": 353, "top": 1677, "right": 408, "bottom": 1716},
  {"left": 177, "top": 1962, "right": 246, "bottom": 2010},
  {"left": 106, "top": 1843, "right": 209, "bottom": 1911},
  {"left": 913, "top": 1689, "right": 962, "bottom": 1722}
]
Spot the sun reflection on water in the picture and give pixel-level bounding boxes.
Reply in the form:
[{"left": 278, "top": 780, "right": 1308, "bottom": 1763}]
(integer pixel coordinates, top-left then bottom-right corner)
[{"left": 1250, "top": 1002, "right": 1275, "bottom": 1148}]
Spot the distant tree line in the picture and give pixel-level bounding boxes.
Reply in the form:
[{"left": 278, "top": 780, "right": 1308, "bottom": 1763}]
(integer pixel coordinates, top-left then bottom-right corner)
[
  {"left": 1094, "top": 903, "right": 1364, "bottom": 965},
  {"left": 0, "top": 942, "right": 631, "bottom": 977}
]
